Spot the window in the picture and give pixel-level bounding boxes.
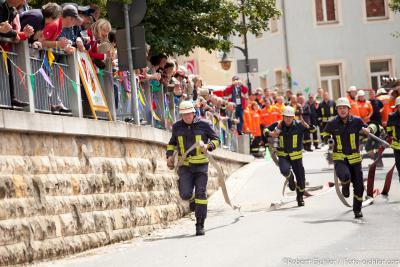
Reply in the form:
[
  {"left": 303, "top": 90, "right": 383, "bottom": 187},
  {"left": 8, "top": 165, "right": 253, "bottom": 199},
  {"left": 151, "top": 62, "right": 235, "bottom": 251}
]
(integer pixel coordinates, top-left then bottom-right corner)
[
  {"left": 259, "top": 76, "right": 267, "bottom": 89},
  {"left": 275, "top": 70, "right": 283, "bottom": 91},
  {"left": 370, "top": 59, "right": 391, "bottom": 89},
  {"left": 315, "top": 0, "right": 338, "bottom": 24},
  {"left": 320, "top": 64, "right": 342, "bottom": 99},
  {"left": 366, "top": 0, "right": 388, "bottom": 19}
]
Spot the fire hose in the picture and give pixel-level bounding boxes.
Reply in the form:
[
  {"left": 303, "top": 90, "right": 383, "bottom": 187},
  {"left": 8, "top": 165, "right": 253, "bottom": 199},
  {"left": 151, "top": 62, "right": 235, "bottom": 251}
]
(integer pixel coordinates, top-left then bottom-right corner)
[
  {"left": 333, "top": 131, "right": 392, "bottom": 208},
  {"left": 266, "top": 141, "right": 333, "bottom": 208},
  {"left": 268, "top": 130, "right": 394, "bottom": 208},
  {"left": 172, "top": 141, "right": 240, "bottom": 211}
]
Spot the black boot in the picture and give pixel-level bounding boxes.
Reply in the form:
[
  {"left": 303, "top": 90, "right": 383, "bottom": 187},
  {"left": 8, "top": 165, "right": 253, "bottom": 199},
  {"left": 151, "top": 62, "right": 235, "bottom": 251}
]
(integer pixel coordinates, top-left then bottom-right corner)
[
  {"left": 296, "top": 191, "right": 304, "bottom": 207},
  {"left": 287, "top": 172, "right": 296, "bottom": 191},
  {"left": 304, "top": 144, "right": 313, "bottom": 152},
  {"left": 195, "top": 218, "right": 205, "bottom": 236},
  {"left": 354, "top": 211, "right": 363, "bottom": 219},
  {"left": 189, "top": 200, "right": 195, "bottom": 212},
  {"left": 342, "top": 181, "right": 350, "bottom": 198}
]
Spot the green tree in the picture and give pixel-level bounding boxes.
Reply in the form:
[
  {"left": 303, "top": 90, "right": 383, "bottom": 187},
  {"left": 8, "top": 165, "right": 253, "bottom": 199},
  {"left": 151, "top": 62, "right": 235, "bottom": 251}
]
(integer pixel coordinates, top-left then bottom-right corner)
[
  {"left": 390, "top": 0, "right": 400, "bottom": 12},
  {"left": 28, "top": 0, "right": 280, "bottom": 55}
]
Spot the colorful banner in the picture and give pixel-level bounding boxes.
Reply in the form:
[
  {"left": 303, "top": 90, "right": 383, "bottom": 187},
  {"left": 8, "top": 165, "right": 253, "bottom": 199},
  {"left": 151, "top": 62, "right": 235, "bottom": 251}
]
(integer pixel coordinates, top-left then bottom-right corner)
[
  {"left": 47, "top": 50, "right": 55, "bottom": 68},
  {"left": 39, "top": 68, "right": 54, "bottom": 88},
  {"left": 2, "top": 48, "right": 8, "bottom": 74}
]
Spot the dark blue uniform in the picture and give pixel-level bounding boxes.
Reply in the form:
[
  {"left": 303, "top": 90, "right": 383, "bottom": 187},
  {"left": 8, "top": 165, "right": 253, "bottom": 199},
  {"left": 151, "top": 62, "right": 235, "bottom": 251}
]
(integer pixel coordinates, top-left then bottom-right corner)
[
  {"left": 322, "top": 115, "right": 367, "bottom": 215},
  {"left": 166, "top": 117, "right": 219, "bottom": 222},
  {"left": 387, "top": 110, "right": 400, "bottom": 181},
  {"left": 264, "top": 120, "right": 316, "bottom": 205},
  {"left": 317, "top": 100, "right": 336, "bottom": 130}
]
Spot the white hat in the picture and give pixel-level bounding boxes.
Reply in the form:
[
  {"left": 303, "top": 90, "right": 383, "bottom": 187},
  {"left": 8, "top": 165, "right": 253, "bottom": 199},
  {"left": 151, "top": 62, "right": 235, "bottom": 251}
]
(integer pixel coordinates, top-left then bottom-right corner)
[
  {"left": 348, "top": 86, "right": 357, "bottom": 92},
  {"left": 357, "top": 90, "right": 365, "bottom": 97},
  {"left": 179, "top": 101, "right": 195, "bottom": 114},
  {"left": 282, "top": 106, "right": 295, "bottom": 117},
  {"left": 377, "top": 88, "right": 387, "bottom": 96},
  {"left": 336, "top": 97, "right": 351, "bottom": 108}
]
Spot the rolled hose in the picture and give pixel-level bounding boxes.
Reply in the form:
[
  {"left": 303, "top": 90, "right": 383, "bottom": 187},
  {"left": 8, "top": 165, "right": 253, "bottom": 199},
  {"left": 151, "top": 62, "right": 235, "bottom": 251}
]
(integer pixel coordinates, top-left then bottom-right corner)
[{"left": 173, "top": 141, "right": 240, "bottom": 210}]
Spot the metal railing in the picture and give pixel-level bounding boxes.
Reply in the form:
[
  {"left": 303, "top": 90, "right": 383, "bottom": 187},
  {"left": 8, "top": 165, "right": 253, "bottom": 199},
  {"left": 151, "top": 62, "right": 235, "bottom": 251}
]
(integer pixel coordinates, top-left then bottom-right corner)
[
  {"left": 0, "top": 40, "right": 240, "bottom": 153},
  {"left": 0, "top": 46, "right": 29, "bottom": 108},
  {"left": 29, "top": 49, "right": 71, "bottom": 113}
]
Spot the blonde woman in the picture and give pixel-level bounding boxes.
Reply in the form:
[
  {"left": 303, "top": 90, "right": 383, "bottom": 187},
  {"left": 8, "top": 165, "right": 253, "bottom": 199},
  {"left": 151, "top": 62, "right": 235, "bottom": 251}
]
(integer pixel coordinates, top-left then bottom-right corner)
[{"left": 87, "top": 18, "right": 115, "bottom": 64}]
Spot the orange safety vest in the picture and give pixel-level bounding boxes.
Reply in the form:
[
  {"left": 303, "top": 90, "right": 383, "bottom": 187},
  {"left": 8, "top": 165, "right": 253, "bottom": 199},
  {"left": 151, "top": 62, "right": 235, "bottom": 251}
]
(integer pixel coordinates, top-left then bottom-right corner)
[
  {"left": 347, "top": 96, "right": 360, "bottom": 117},
  {"left": 274, "top": 103, "right": 285, "bottom": 121},
  {"left": 243, "top": 108, "right": 253, "bottom": 135},
  {"left": 259, "top": 106, "right": 277, "bottom": 127},
  {"left": 249, "top": 109, "right": 261, "bottom": 137},
  {"left": 357, "top": 100, "right": 373, "bottom": 123},
  {"left": 378, "top": 95, "right": 393, "bottom": 124}
]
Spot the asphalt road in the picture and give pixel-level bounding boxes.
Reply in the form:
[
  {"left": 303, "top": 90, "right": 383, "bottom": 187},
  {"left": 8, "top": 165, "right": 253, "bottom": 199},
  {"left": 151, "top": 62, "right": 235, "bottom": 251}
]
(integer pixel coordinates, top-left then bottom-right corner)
[{"left": 34, "top": 149, "right": 400, "bottom": 267}]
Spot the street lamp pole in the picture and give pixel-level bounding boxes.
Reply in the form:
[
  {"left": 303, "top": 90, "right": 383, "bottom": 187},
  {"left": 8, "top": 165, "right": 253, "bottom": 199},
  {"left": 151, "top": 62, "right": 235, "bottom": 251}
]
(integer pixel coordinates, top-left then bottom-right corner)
[{"left": 240, "top": 0, "right": 252, "bottom": 93}]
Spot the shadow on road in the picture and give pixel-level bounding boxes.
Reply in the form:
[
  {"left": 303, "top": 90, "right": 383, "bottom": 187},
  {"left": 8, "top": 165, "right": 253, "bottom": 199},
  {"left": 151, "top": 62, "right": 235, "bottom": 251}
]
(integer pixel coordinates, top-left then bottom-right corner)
[{"left": 143, "top": 215, "right": 244, "bottom": 242}]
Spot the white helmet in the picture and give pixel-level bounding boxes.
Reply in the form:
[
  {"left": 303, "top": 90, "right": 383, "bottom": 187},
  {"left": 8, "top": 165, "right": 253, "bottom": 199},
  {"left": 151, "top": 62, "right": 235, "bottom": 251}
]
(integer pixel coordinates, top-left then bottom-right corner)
[
  {"left": 179, "top": 101, "right": 195, "bottom": 114},
  {"left": 377, "top": 88, "right": 387, "bottom": 96},
  {"left": 282, "top": 106, "right": 295, "bottom": 117},
  {"left": 336, "top": 97, "right": 351, "bottom": 108},
  {"left": 347, "top": 85, "right": 357, "bottom": 92},
  {"left": 357, "top": 90, "right": 365, "bottom": 97}
]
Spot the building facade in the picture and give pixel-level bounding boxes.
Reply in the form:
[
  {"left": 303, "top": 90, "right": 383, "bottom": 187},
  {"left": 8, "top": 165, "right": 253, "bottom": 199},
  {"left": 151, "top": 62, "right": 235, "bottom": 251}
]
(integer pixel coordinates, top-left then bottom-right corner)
[
  {"left": 234, "top": 0, "right": 400, "bottom": 98},
  {"left": 177, "top": 48, "right": 235, "bottom": 87}
]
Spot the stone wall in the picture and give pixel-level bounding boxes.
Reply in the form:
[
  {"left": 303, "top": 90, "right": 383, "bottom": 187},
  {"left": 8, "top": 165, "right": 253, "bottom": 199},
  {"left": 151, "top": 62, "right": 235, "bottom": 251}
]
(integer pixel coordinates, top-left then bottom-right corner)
[{"left": 0, "top": 110, "right": 252, "bottom": 266}]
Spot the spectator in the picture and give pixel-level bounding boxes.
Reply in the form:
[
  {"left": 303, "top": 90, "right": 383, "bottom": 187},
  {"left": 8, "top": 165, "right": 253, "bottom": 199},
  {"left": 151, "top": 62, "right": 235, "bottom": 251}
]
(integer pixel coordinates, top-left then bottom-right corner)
[
  {"left": 1, "top": 0, "right": 34, "bottom": 107},
  {"left": 264, "top": 88, "right": 274, "bottom": 105},
  {"left": 285, "top": 89, "right": 293, "bottom": 104},
  {"left": 191, "top": 75, "right": 203, "bottom": 101},
  {"left": 357, "top": 90, "right": 373, "bottom": 123},
  {"left": 315, "top": 88, "right": 324, "bottom": 104},
  {"left": 376, "top": 88, "right": 391, "bottom": 127},
  {"left": 287, "top": 95, "right": 302, "bottom": 120},
  {"left": 255, "top": 88, "right": 264, "bottom": 108},
  {"left": 87, "top": 18, "right": 114, "bottom": 67},
  {"left": 36, "top": 4, "right": 71, "bottom": 51},
  {"left": 347, "top": 85, "right": 360, "bottom": 117},
  {"left": 20, "top": 3, "right": 61, "bottom": 44},
  {"left": 274, "top": 96, "right": 285, "bottom": 121},
  {"left": 89, "top": 4, "right": 100, "bottom": 21},
  {"left": 223, "top": 75, "right": 249, "bottom": 134},
  {"left": 305, "top": 94, "right": 320, "bottom": 149},
  {"left": 56, "top": 4, "right": 85, "bottom": 53}
]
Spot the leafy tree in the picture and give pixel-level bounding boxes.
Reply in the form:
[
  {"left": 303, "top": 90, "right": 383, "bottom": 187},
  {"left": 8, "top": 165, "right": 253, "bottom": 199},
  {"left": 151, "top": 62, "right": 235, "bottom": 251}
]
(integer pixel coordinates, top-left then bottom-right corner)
[
  {"left": 390, "top": 0, "right": 400, "bottom": 12},
  {"left": 28, "top": 0, "right": 280, "bottom": 55}
]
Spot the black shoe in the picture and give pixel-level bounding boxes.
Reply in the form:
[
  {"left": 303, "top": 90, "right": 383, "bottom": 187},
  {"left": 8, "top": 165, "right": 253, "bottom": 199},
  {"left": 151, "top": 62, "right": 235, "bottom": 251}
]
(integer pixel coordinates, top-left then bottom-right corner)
[
  {"left": 342, "top": 183, "right": 350, "bottom": 198},
  {"left": 125, "top": 117, "right": 135, "bottom": 123},
  {"left": 11, "top": 98, "right": 29, "bottom": 107},
  {"left": 314, "top": 145, "right": 320, "bottom": 150},
  {"left": 304, "top": 147, "right": 313, "bottom": 152},
  {"left": 195, "top": 218, "right": 205, "bottom": 236},
  {"left": 189, "top": 201, "right": 195, "bottom": 212},
  {"left": 287, "top": 173, "right": 296, "bottom": 191},
  {"left": 354, "top": 211, "right": 363, "bottom": 219}
]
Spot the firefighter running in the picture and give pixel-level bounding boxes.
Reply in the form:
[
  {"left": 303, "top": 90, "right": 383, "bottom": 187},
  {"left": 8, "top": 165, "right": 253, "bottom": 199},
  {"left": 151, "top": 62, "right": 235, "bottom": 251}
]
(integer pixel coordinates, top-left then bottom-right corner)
[
  {"left": 387, "top": 97, "right": 400, "bottom": 184},
  {"left": 321, "top": 97, "right": 371, "bottom": 219},
  {"left": 166, "top": 101, "right": 220, "bottom": 236},
  {"left": 263, "top": 106, "right": 316, "bottom": 207}
]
